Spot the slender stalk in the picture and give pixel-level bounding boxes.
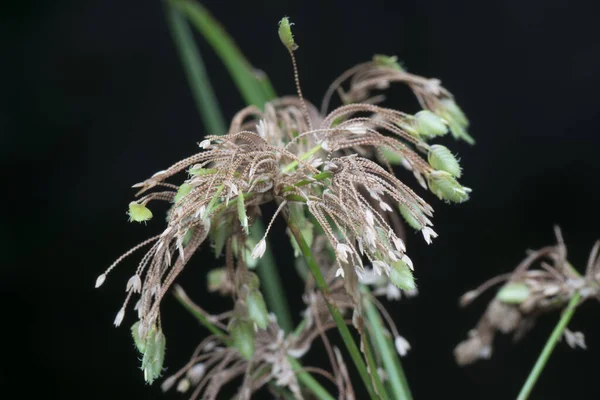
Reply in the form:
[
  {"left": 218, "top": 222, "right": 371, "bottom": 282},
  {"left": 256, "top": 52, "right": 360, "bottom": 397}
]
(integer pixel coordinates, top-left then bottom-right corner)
[
  {"left": 251, "top": 219, "right": 294, "bottom": 333},
  {"left": 363, "top": 290, "right": 413, "bottom": 400},
  {"left": 166, "top": 6, "right": 226, "bottom": 135},
  {"left": 174, "top": 285, "right": 333, "bottom": 399},
  {"left": 170, "top": 0, "right": 268, "bottom": 108},
  {"left": 287, "top": 219, "right": 381, "bottom": 400},
  {"left": 516, "top": 292, "right": 581, "bottom": 400},
  {"left": 288, "top": 358, "right": 336, "bottom": 400},
  {"left": 174, "top": 285, "right": 231, "bottom": 344}
]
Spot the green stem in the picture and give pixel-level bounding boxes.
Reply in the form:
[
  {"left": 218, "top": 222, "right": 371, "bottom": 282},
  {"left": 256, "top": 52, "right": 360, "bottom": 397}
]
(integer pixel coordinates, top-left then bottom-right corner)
[
  {"left": 165, "top": 6, "right": 226, "bottom": 135},
  {"left": 173, "top": 285, "right": 232, "bottom": 344},
  {"left": 251, "top": 219, "right": 294, "bottom": 333},
  {"left": 363, "top": 289, "right": 413, "bottom": 400},
  {"left": 287, "top": 219, "right": 381, "bottom": 400},
  {"left": 516, "top": 292, "right": 581, "bottom": 400},
  {"left": 174, "top": 285, "right": 332, "bottom": 399},
  {"left": 171, "top": 0, "right": 267, "bottom": 108},
  {"left": 289, "top": 358, "right": 336, "bottom": 400}
]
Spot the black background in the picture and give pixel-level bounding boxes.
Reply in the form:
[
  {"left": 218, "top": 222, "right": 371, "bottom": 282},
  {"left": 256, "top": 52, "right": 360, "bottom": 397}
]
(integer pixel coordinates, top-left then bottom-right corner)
[{"left": 3, "top": 0, "right": 600, "bottom": 399}]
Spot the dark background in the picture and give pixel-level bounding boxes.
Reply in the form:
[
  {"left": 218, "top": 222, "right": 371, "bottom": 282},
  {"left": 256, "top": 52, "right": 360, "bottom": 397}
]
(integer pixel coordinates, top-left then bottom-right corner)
[{"left": 3, "top": 0, "right": 600, "bottom": 398}]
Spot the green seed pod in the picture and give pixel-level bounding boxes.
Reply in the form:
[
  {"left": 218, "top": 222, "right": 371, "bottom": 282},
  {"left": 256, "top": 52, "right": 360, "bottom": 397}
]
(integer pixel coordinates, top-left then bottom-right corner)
[
  {"left": 237, "top": 193, "right": 249, "bottom": 235},
  {"left": 379, "top": 147, "right": 404, "bottom": 165},
  {"left": 398, "top": 204, "right": 424, "bottom": 231},
  {"left": 228, "top": 318, "right": 256, "bottom": 360},
  {"left": 174, "top": 183, "right": 193, "bottom": 203},
  {"left": 440, "top": 98, "right": 468, "bottom": 127},
  {"left": 427, "top": 170, "right": 470, "bottom": 203},
  {"left": 438, "top": 99, "right": 475, "bottom": 144},
  {"left": 414, "top": 110, "right": 448, "bottom": 138},
  {"left": 373, "top": 54, "right": 404, "bottom": 71},
  {"left": 278, "top": 17, "right": 298, "bottom": 51},
  {"left": 188, "top": 167, "right": 217, "bottom": 176},
  {"left": 207, "top": 268, "right": 227, "bottom": 293},
  {"left": 246, "top": 289, "right": 269, "bottom": 330},
  {"left": 497, "top": 282, "right": 530, "bottom": 304},
  {"left": 131, "top": 321, "right": 145, "bottom": 353},
  {"left": 428, "top": 144, "right": 462, "bottom": 178},
  {"left": 128, "top": 202, "right": 152, "bottom": 223},
  {"left": 151, "top": 331, "right": 166, "bottom": 378},
  {"left": 389, "top": 260, "right": 416, "bottom": 291}
]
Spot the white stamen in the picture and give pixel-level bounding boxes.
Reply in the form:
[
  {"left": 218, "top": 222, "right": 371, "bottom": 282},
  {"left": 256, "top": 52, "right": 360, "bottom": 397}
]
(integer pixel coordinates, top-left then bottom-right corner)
[
  {"left": 126, "top": 274, "right": 142, "bottom": 293},
  {"left": 251, "top": 239, "right": 267, "bottom": 259},
  {"left": 176, "top": 379, "right": 191, "bottom": 393},
  {"left": 365, "top": 209, "right": 375, "bottom": 226},
  {"left": 391, "top": 236, "right": 406, "bottom": 252},
  {"left": 401, "top": 254, "right": 414, "bottom": 271},
  {"left": 336, "top": 243, "right": 352, "bottom": 264},
  {"left": 199, "top": 139, "right": 211, "bottom": 149},
  {"left": 394, "top": 335, "right": 411, "bottom": 357},
  {"left": 114, "top": 308, "right": 125, "bottom": 327},
  {"left": 335, "top": 267, "right": 345, "bottom": 278},
  {"left": 422, "top": 227, "right": 438, "bottom": 244},
  {"left": 379, "top": 201, "right": 392, "bottom": 212},
  {"left": 187, "top": 363, "right": 206, "bottom": 384},
  {"left": 373, "top": 260, "right": 390, "bottom": 276},
  {"left": 95, "top": 274, "right": 106, "bottom": 288}
]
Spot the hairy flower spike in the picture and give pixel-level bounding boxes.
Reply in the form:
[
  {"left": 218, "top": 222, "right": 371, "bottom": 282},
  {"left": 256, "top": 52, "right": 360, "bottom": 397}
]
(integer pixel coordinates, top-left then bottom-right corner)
[
  {"left": 389, "top": 260, "right": 416, "bottom": 291},
  {"left": 128, "top": 202, "right": 152, "bottom": 223},
  {"left": 278, "top": 17, "right": 298, "bottom": 51},
  {"left": 228, "top": 318, "right": 256, "bottom": 360},
  {"left": 428, "top": 144, "right": 462, "bottom": 178},
  {"left": 414, "top": 110, "right": 448, "bottom": 138},
  {"left": 428, "top": 171, "right": 471, "bottom": 203},
  {"left": 247, "top": 289, "right": 269, "bottom": 330}
]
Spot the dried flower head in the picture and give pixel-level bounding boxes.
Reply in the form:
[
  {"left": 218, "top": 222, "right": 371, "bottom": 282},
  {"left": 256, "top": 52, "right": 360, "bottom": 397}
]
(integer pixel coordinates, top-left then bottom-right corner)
[
  {"left": 454, "top": 227, "right": 600, "bottom": 365},
  {"left": 98, "top": 19, "right": 472, "bottom": 389}
]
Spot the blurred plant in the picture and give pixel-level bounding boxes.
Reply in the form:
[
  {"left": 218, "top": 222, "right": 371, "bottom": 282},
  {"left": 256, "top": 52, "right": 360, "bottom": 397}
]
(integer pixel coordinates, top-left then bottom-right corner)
[
  {"left": 97, "top": 1, "right": 477, "bottom": 399},
  {"left": 455, "top": 227, "right": 600, "bottom": 399}
]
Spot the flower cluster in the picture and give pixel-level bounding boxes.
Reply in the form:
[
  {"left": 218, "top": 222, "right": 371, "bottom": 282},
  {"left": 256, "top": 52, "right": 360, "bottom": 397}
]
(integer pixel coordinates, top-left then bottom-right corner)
[
  {"left": 98, "top": 22, "right": 472, "bottom": 396},
  {"left": 455, "top": 227, "right": 600, "bottom": 365}
]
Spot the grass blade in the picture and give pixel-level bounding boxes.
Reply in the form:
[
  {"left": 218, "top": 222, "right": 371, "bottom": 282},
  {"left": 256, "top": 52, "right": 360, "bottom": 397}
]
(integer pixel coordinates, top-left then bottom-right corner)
[
  {"left": 170, "top": 0, "right": 270, "bottom": 108},
  {"left": 165, "top": 6, "right": 226, "bottom": 135}
]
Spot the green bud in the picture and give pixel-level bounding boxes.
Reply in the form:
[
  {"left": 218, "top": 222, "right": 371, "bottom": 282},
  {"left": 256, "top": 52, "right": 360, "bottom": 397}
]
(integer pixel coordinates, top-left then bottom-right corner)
[
  {"left": 182, "top": 227, "right": 195, "bottom": 246},
  {"left": 389, "top": 260, "right": 416, "bottom": 291},
  {"left": 440, "top": 98, "right": 468, "bottom": 126},
  {"left": 131, "top": 321, "right": 145, "bottom": 353},
  {"left": 174, "top": 183, "right": 193, "bottom": 203},
  {"left": 246, "top": 289, "right": 269, "bottom": 330},
  {"left": 398, "top": 204, "right": 423, "bottom": 231},
  {"left": 140, "top": 327, "right": 166, "bottom": 384},
  {"left": 428, "top": 144, "right": 462, "bottom": 178},
  {"left": 438, "top": 99, "right": 475, "bottom": 144},
  {"left": 207, "top": 268, "right": 227, "bottom": 292},
  {"left": 211, "top": 218, "right": 232, "bottom": 258},
  {"left": 497, "top": 282, "right": 530, "bottom": 304},
  {"left": 379, "top": 147, "right": 404, "bottom": 165},
  {"left": 373, "top": 54, "right": 404, "bottom": 71},
  {"left": 278, "top": 17, "right": 298, "bottom": 51},
  {"left": 128, "top": 202, "right": 152, "bottom": 223},
  {"left": 237, "top": 193, "right": 249, "bottom": 235},
  {"left": 246, "top": 272, "right": 260, "bottom": 290},
  {"left": 414, "top": 110, "right": 448, "bottom": 138},
  {"left": 427, "top": 170, "right": 470, "bottom": 203},
  {"left": 189, "top": 167, "right": 217, "bottom": 176},
  {"left": 228, "top": 318, "right": 256, "bottom": 360}
]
